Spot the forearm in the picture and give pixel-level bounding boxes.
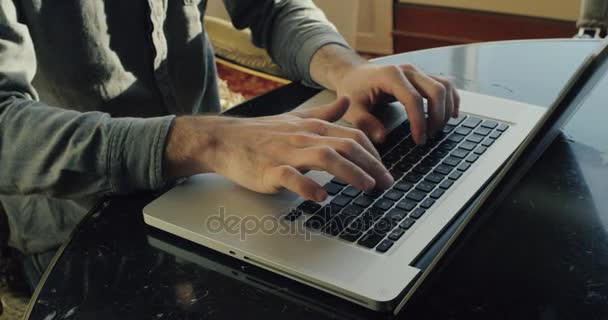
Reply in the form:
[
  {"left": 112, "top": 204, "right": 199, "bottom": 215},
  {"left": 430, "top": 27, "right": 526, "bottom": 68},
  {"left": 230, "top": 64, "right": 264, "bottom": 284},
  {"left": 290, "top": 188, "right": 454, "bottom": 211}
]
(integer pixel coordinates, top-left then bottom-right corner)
[
  {"left": 0, "top": 96, "right": 173, "bottom": 198},
  {"left": 309, "top": 44, "right": 369, "bottom": 91}
]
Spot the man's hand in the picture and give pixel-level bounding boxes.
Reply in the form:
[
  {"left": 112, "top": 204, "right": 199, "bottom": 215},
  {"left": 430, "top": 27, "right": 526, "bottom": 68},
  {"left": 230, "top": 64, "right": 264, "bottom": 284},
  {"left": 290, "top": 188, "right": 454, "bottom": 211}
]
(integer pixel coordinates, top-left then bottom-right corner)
[
  {"left": 310, "top": 45, "right": 460, "bottom": 145},
  {"left": 163, "top": 97, "right": 394, "bottom": 202}
]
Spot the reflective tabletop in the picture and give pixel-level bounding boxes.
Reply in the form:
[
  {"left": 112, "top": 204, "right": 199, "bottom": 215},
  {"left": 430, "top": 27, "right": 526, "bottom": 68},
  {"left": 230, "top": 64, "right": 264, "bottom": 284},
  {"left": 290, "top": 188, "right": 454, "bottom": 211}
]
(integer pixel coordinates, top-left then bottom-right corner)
[{"left": 28, "top": 39, "right": 608, "bottom": 319}]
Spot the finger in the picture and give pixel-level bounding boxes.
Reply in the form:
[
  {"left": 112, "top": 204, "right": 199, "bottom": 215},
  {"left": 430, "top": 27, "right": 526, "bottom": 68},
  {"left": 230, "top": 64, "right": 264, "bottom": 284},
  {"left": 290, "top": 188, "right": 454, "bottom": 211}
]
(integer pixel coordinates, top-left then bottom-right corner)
[
  {"left": 288, "top": 135, "right": 393, "bottom": 189},
  {"left": 378, "top": 65, "right": 426, "bottom": 144},
  {"left": 401, "top": 65, "right": 447, "bottom": 138},
  {"left": 452, "top": 87, "right": 461, "bottom": 117},
  {"left": 292, "top": 96, "right": 350, "bottom": 123},
  {"left": 344, "top": 105, "right": 386, "bottom": 144},
  {"left": 266, "top": 165, "right": 327, "bottom": 202},
  {"left": 289, "top": 146, "right": 376, "bottom": 191},
  {"left": 305, "top": 119, "right": 382, "bottom": 160},
  {"left": 430, "top": 75, "right": 454, "bottom": 125}
]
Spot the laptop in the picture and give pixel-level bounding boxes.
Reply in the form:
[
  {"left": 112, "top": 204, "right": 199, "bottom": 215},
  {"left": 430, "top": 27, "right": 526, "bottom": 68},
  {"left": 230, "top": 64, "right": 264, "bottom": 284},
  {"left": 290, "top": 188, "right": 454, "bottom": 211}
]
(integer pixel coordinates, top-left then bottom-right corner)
[{"left": 144, "top": 40, "right": 608, "bottom": 313}]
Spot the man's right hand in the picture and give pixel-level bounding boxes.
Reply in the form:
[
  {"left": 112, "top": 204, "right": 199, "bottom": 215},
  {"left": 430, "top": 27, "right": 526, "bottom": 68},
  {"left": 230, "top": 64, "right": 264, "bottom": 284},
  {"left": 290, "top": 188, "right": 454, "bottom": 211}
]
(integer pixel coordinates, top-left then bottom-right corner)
[{"left": 163, "top": 97, "right": 394, "bottom": 202}]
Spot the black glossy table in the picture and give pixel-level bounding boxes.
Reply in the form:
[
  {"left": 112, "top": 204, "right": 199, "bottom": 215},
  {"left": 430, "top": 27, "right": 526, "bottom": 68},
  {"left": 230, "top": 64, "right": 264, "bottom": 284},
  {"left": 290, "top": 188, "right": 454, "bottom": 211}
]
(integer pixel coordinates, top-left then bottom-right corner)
[{"left": 27, "top": 40, "right": 608, "bottom": 319}]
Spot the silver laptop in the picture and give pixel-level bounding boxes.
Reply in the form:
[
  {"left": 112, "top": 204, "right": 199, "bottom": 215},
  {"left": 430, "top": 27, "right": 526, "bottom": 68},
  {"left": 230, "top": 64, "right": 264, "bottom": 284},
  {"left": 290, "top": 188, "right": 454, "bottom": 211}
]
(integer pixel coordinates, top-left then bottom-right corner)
[{"left": 144, "top": 41, "right": 608, "bottom": 314}]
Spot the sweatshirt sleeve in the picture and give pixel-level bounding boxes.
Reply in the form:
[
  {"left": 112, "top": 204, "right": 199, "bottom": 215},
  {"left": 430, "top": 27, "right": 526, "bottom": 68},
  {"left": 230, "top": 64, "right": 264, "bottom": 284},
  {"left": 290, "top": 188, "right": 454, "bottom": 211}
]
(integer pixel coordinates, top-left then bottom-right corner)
[
  {"left": 221, "top": 0, "right": 350, "bottom": 87},
  {"left": 0, "top": 0, "right": 174, "bottom": 199}
]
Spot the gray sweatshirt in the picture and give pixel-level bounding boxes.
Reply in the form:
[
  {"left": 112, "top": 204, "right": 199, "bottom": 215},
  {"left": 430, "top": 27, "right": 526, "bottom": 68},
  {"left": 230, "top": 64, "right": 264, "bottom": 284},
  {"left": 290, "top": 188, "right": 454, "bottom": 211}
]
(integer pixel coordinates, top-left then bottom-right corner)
[{"left": 0, "top": 0, "right": 348, "bottom": 254}]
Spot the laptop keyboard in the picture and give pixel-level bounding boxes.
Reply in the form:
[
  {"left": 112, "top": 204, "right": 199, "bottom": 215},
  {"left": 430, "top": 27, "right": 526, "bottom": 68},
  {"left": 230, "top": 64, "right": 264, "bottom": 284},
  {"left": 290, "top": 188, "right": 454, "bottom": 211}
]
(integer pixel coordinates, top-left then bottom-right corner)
[{"left": 286, "top": 115, "right": 509, "bottom": 253}]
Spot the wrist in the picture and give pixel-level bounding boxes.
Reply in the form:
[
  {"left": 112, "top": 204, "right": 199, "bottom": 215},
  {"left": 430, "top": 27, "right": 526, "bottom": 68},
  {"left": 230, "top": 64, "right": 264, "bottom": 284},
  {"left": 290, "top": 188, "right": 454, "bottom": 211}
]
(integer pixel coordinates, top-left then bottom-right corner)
[
  {"left": 162, "top": 116, "right": 220, "bottom": 180},
  {"left": 310, "top": 44, "right": 368, "bottom": 90}
]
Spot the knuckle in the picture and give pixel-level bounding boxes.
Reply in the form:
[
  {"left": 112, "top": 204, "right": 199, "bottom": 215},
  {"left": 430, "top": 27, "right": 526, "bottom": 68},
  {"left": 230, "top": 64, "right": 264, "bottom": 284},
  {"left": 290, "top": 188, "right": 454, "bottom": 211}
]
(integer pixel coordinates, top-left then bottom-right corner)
[
  {"left": 316, "top": 146, "right": 336, "bottom": 162},
  {"left": 341, "top": 139, "right": 359, "bottom": 154},
  {"left": 290, "top": 132, "right": 312, "bottom": 145},
  {"left": 352, "top": 129, "right": 367, "bottom": 144},
  {"left": 304, "top": 118, "right": 328, "bottom": 134},
  {"left": 277, "top": 166, "right": 293, "bottom": 182},
  {"left": 401, "top": 63, "right": 416, "bottom": 72}
]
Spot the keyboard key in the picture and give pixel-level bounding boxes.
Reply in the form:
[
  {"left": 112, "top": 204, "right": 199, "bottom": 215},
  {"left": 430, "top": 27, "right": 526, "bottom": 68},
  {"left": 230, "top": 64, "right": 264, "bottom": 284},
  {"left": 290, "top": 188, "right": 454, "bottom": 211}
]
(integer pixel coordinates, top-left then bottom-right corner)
[
  {"left": 449, "top": 171, "right": 463, "bottom": 181},
  {"left": 420, "top": 198, "right": 435, "bottom": 209},
  {"left": 439, "top": 141, "right": 458, "bottom": 151},
  {"left": 454, "top": 127, "right": 472, "bottom": 136},
  {"left": 339, "top": 228, "right": 364, "bottom": 242},
  {"left": 297, "top": 200, "right": 322, "bottom": 214},
  {"left": 390, "top": 169, "right": 405, "bottom": 180},
  {"left": 384, "top": 190, "right": 405, "bottom": 201},
  {"left": 459, "top": 141, "right": 477, "bottom": 151},
  {"left": 481, "top": 120, "right": 498, "bottom": 129},
  {"left": 447, "top": 133, "right": 465, "bottom": 143},
  {"left": 443, "top": 156, "right": 461, "bottom": 167},
  {"left": 404, "top": 173, "right": 424, "bottom": 183},
  {"left": 331, "top": 195, "right": 352, "bottom": 207},
  {"left": 382, "top": 154, "right": 401, "bottom": 165},
  {"left": 474, "top": 127, "right": 492, "bottom": 136},
  {"left": 447, "top": 115, "right": 466, "bottom": 126},
  {"left": 324, "top": 215, "right": 356, "bottom": 235},
  {"left": 439, "top": 180, "right": 454, "bottom": 190},
  {"left": 397, "top": 199, "right": 417, "bottom": 211},
  {"left": 364, "top": 189, "right": 385, "bottom": 199},
  {"left": 324, "top": 183, "right": 343, "bottom": 196},
  {"left": 318, "top": 204, "right": 342, "bottom": 219},
  {"left": 451, "top": 148, "right": 469, "bottom": 159},
  {"left": 373, "top": 198, "right": 394, "bottom": 211},
  {"left": 341, "top": 204, "right": 364, "bottom": 217},
  {"left": 413, "top": 165, "right": 433, "bottom": 175},
  {"left": 430, "top": 149, "right": 449, "bottom": 158},
  {"left": 394, "top": 182, "right": 414, "bottom": 192},
  {"left": 341, "top": 186, "right": 361, "bottom": 198},
  {"left": 354, "top": 195, "right": 374, "bottom": 208},
  {"left": 489, "top": 131, "right": 502, "bottom": 139},
  {"left": 410, "top": 208, "right": 426, "bottom": 219},
  {"left": 365, "top": 207, "right": 385, "bottom": 221},
  {"left": 434, "top": 164, "right": 453, "bottom": 175},
  {"left": 458, "top": 162, "right": 471, "bottom": 172},
  {"left": 284, "top": 208, "right": 302, "bottom": 221},
  {"left": 466, "top": 154, "right": 479, "bottom": 163},
  {"left": 376, "top": 239, "right": 394, "bottom": 253},
  {"left": 421, "top": 156, "right": 441, "bottom": 166},
  {"left": 496, "top": 123, "right": 509, "bottom": 132},
  {"left": 305, "top": 215, "right": 328, "bottom": 230},
  {"left": 430, "top": 189, "right": 445, "bottom": 199},
  {"left": 386, "top": 208, "right": 408, "bottom": 221},
  {"left": 462, "top": 116, "right": 482, "bottom": 128},
  {"left": 416, "top": 181, "right": 436, "bottom": 193},
  {"left": 442, "top": 124, "right": 455, "bottom": 134},
  {"left": 388, "top": 228, "right": 406, "bottom": 241},
  {"left": 406, "top": 190, "right": 426, "bottom": 202},
  {"left": 425, "top": 173, "right": 444, "bottom": 184},
  {"left": 466, "top": 134, "right": 484, "bottom": 144},
  {"left": 403, "top": 154, "right": 422, "bottom": 165},
  {"left": 372, "top": 218, "right": 398, "bottom": 236},
  {"left": 481, "top": 138, "right": 494, "bottom": 147},
  {"left": 393, "top": 161, "right": 413, "bottom": 172},
  {"left": 400, "top": 217, "right": 416, "bottom": 229},
  {"left": 474, "top": 146, "right": 487, "bottom": 155},
  {"left": 331, "top": 178, "right": 348, "bottom": 186}
]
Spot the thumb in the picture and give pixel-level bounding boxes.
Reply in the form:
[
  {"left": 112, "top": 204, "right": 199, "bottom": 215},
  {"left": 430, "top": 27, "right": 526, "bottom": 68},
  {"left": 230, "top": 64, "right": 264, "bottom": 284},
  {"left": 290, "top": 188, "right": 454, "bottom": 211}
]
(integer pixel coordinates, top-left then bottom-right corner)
[
  {"left": 346, "top": 106, "right": 386, "bottom": 143},
  {"left": 297, "top": 96, "right": 350, "bottom": 123}
]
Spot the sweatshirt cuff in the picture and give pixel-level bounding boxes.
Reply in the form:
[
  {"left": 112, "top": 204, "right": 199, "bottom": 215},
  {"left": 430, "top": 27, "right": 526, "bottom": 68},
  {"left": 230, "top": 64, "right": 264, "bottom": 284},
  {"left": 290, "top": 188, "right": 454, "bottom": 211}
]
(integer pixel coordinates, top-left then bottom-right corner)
[
  {"left": 108, "top": 115, "right": 175, "bottom": 193},
  {"left": 295, "top": 28, "right": 351, "bottom": 88}
]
